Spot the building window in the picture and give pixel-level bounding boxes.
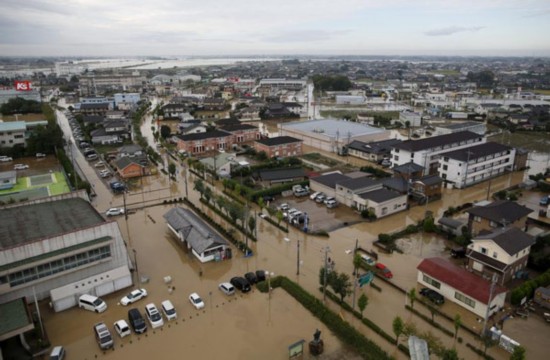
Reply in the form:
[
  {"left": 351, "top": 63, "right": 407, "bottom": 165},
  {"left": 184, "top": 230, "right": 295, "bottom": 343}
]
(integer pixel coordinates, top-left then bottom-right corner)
[
  {"left": 454, "top": 292, "right": 476, "bottom": 308},
  {"left": 481, "top": 247, "right": 487, "bottom": 255},
  {"left": 493, "top": 252, "right": 498, "bottom": 259},
  {"left": 443, "top": 165, "right": 448, "bottom": 170},
  {"left": 394, "top": 155, "right": 399, "bottom": 161},
  {"left": 422, "top": 274, "right": 441, "bottom": 289}
]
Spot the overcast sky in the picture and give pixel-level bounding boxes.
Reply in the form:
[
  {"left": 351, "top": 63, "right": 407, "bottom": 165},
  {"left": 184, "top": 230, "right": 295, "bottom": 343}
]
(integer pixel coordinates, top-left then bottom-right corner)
[{"left": 1, "top": 0, "right": 549, "bottom": 57}]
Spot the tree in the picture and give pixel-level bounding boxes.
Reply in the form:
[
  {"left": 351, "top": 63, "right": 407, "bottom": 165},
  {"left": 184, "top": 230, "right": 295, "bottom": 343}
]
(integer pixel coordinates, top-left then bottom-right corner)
[
  {"left": 194, "top": 179, "right": 205, "bottom": 199},
  {"left": 228, "top": 202, "right": 244, "bottom": 225},
  {"left": 408, "top": 288, "right": 417, "bottom": 310},
  {"left": 353, "top": 253, "right": 362, "bottom": 275},
  {"left": 481, "top": 334, "right": 498, "bottom": 356},
  {"left": 331, "top": 272, "right": 352, "bottom": 302},
  {"left": 453, "top": 314, "right": 462, "bottom": 345},
  {"left": 357, "top": 293, "right": 368, "bottom": 318},
  {"left": 276, "top": 210, "right": 284, "bottom": 226},
  {"left": 168, "top": 163, "right": 176, "bottom": 179},
  {"left": 441, "top": 348, "right": 459, "bottom": 360},
  {"left": 204, "top": 186, "right": 213, "bottom": 204},
  {"left": 216, "top": 195, "right": 226, "bottom": 213},
  {"left": 160, "top": 125, "right": 171, "bottom": 139},
  {"left": 392, "top": 316, "right": 404, "bottom": 345},
  {"left": 248, "top": 216, "right": 256, "bottom": 236},
  {"left": 257, "top": 197, "right": 265, "bottom": 212},
  {"left": 319, "top": 267, "right": 336, "bottom": 290},
  {"left": 510, "top": 346, "right": 526, "bottom": 360}
]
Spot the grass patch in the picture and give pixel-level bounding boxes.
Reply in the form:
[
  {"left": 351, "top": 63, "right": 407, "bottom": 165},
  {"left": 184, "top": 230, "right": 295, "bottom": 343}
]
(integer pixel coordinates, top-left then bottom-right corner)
[
  {"left": 301, "top": 152, "right": 342, "bottom": 167},
  {"left": 488, "top": 131, "right": 550, "bottom": 152}
]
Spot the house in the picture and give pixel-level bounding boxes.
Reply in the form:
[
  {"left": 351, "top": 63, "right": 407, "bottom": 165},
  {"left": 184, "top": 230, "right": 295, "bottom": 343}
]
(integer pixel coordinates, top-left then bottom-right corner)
[
  {"left": 90, "top": 128, "right": 120, "bottom": 145},
  {"left": 438, "top": 142, "right": 515, "bottom": 189},
  {"left": 254, "top": 136, "right": 303, "bottom": 158},
  {"left": 78, "top": 103, "right": 110, "bottom": 116},
  {"left": 381, "top": 177, "right": 410, "bottom": 195},
  {"left": 199, "top": 152, "right": 239, "bottom": 178},
  {"left": 355, "top": 189, "right": 408, "bottom": 218},
  {"left": 0, "top": 121, "right": 26, "bottom": 148},
  {"left": 437, "top": 217, "right": 468, "bottom": 236},
  {"left": 513, "top": 148, "right": 529, "bottom": 171},
  {"left": 202, "top": 98, "right": 227, "bottom": 111},
  {"left": 162, "top": 103, "right": 192, "bottom": 119},
  {"left": 118, "top": 144, "right": 144, "bottom": 158},
  {"left": 466, "top": 200, "right": 533, "bottom": 235},
  {"left": 219, "top": 124, "right": 260, "bottom": 144},
  {"left": 399, "top": 111, "right": 422, "bottom": 127},
  {"left": 466, "top": 227, "right": 535, "bottom": 285},
  {"left": 346, "top": 138, "right": 402, "bottom": 163},
  {"left": 237, "top": 107, "right": 261, "bottom": 121},
  {"left": 104, "top": 119, "right": 130, "bottom": 138},
  {"left": 82, "top": 115, "right": 104, "bottom": 126},
  {"left": 0, "top": 171, "right": 16, "bottom": 190},
  {"left": 391, "top": 131, "right": 485, "bottom": 175},
  {"left": 114, "top": 93, "right": 140, "bottom": 109},
  {"left": 393, "top": 162, "right": 424, "bottom": 181},
  {"left": 179, "top": 123, "right": 207, "bottom": 136},
  {"left": 113, "top": 157, "right": 145, "bottom": 179},
  {"left": 411, "top": 175, "right": 443, "bottom": 201},
  {"left": 174, "top": 130, "right": 234, "bottom": 155},
  {"left": 163, "top": 207, "right": 230, "bottom": 263},
  {"left": 105, "top": 110, "right": 126, "bottom": 120},
  {"left": 257, "top": 168, "right": 307, "bottom": 185},
  {"left": 309, "top": 172, "right": 349, "bottom": 198},
  {"left": 417, "top": 257, "right": 507, "bottom": 318},
  {"left": 335, "top": 177, "right": 382, "bottom": 207},
  {"left": 533, "top": 287, "right": 550, "bottom": 309}
]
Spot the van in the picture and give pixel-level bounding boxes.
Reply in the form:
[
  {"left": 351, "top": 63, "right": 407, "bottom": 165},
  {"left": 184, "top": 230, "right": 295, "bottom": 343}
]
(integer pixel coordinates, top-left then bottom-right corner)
[
  {"left": 93, "top": 322, "right": 114, "bottom": 349},
  {"left": 161, "top": 300, "right": 177, "bottom": 320},
  {"left": 79, "top": 294, "right": 107, "bottom": 313},
  {"left": 49, "top": 346, "right": 65, "bottom": 360},
  {"left": 219, "top": 282, "right": 236, "bottom": 296},
  {"left": 86, "top": 153, "right": 98, "bottom": 161}
]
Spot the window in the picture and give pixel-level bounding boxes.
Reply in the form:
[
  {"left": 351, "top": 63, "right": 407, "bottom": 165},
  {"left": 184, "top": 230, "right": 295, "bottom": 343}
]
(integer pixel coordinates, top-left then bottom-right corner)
[
  {"left": 492, "top": 252, "right": 498, "bottom": 259},
  {"left": 394, "top": 155, "right": 399, "bottom": 161},
  {"left": 454, "top": 292, "right": 475, "bottom": 308},
  {"left": 443, "top": 165, "right": 448, "bottom": 171},
  {"left": 481, "top": 247, "right": 487, "bottom": 255},
  {"left": 422, "top": 274, "right": 441, "bottom": 289}
]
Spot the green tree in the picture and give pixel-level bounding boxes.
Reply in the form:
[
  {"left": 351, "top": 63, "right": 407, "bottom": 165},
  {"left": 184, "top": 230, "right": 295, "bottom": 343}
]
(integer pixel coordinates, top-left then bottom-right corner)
[
  {"left": 357, "top": 293, "right": 368, "bottom": 318},
  {"left": 168, "top": 163, "right": 176, "bottom": 179},
  {"left": 204, "top": 186, "right": 213, "bottom": 204},
  {"left": 194, "top": 179, "right": 205, "bottom": 199},
  {"left": 392, "top": 316, "right": 404, "bottom": 345},
  {"left": 453, "top": 314, "right": 462, "bottom": 345},
  {"left": 510, "top": 346, "right": 526, "bottom": 360},
  {"left": 160, "top": 125, "right": 171, "bottom": 139},
  {"left": 353, "top": 253, "right": 362, "bottom": 275},
  {"left": 331, "top": 272, "right": 352, "bottom": 302},
  {"left": 441, "top": 348, "right": 459, "bottom": 360},
  {"left": 276, "top": 210, "right": 284, "bottom": 226},
  {"left": 257, "top": 197, "right": 265, "bottom": 212},
  {"left": 408, "top": 288, "right": 417, "bottom": 310},
  {"left": 228, "top": 202, "right": 244, "bottom": 225},
  {"left": 248, "top": 215, "right": 256, "bottom": 236},
  {"left": 319, "top": 267, "right": 336, "bottom": 290}
]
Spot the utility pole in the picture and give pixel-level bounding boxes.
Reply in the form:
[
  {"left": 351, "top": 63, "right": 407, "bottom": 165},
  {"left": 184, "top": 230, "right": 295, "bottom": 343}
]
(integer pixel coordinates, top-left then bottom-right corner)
[
  {"left": 296, "top": 239, "right": 300, "bottom": 275},
  {"left": 323, "top": 246, "right": 330, "bottom": 301},
  {"left": 482, "top": 274, "right": 498, "bottom": 336},
  {"left": 351, "top": 238, "right": 359, "bottom": 311}
]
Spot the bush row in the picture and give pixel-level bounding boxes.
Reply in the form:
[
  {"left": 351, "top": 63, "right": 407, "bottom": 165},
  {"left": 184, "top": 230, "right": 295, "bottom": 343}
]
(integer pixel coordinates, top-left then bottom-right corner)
[
  {"left": 466, "top": 343, "right": 495, "bottom": 360},
  {"left": 405, "top": 305, "right": 454, "bottom": 337},
  {"left": 261, "top": 215, "right": 289, "bottom": 233},
  {"left": 183, "top": 199, "right": 253, "bottom": 255},
  {"left": 199, "top": 198, "right": 256, "bottom": 242},
  {"left": 258, "top": 276, "right": 392, "bottom": 360},
  {"left": 359, "top": 165, "right": 392, "bottom": 178},
  {"left": 510, "top": 268, "right": 550, "bottom": 305}
]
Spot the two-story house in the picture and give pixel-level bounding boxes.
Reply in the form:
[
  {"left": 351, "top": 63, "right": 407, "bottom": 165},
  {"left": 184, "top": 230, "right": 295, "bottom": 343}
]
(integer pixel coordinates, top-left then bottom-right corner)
[
  {"left": 174, "top": 130, "right": 234, "bottom": 155},
  {"left": 219, "top": 124, "right": 260, "bottom": 144},
  {"left": 346, "top": 138, "right": 402, "bottom": 163},
  {"left": 466, "top": 227, "right": 535, "bottom": 285},
  {"left": 466, "top": 200, "right": 533, "bottom": 236},
  {"left": 254, "top": 136, "right": 303, "bottom": 158}
]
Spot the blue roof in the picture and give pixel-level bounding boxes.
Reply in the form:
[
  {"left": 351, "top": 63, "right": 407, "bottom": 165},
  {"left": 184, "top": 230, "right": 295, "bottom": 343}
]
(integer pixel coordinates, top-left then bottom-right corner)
[{"left": 0, "top": 121, "right": 26, "bottom": 131}]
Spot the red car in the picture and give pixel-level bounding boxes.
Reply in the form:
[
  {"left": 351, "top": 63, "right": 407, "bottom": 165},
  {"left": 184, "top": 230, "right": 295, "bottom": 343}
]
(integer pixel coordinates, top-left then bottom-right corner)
[{"left": 375, "top": 263, "right": 393, "bottom": 279}]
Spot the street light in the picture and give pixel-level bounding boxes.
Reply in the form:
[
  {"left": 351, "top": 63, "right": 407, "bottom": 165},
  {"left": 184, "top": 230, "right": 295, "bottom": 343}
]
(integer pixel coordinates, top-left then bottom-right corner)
[
  {"left": 132, "top": 249, "right": 140, "bottom": 284},
  {"left": 267, "top": 271, "right": 275, "bottom": 299}
]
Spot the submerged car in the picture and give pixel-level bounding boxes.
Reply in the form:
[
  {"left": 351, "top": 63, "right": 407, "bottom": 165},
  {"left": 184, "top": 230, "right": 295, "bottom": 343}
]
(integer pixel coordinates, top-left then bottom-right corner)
[
  {"left": 189, "top": 293, "right": 205, "bottom": 310},
  {"left": 120, "top": 288, "right": 147, "bottom": 306},
  {"left": 105, "top": 208, "right": 125, "bottom": 216}
]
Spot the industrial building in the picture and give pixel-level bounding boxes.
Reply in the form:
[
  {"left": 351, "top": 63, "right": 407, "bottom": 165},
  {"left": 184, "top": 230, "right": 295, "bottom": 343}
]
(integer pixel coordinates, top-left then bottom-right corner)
[{"left": 279, "top": 119, "right": 390, "bottom": 154}]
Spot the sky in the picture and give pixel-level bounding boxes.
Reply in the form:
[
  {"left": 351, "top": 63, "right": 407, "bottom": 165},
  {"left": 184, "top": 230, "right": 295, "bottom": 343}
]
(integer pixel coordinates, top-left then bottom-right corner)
[{"left": 1, "top": 0, "right": 550, "bottom": 57}]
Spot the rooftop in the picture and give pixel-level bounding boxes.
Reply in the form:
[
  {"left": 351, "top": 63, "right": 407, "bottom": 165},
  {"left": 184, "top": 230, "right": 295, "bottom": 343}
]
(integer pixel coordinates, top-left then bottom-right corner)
[
  {"left": 0, "top": 197, "right": 105, "bottom": 249},
  {"left": 393, "top": 131, "right": 482, "bottom": 152},
  {"left": 359, "top": 188, "right": 403, "bottom": 203},
  {"left": 255, "top": 136, "right": 302, "bottom": 147},
  {"left": 258, "top": 167, "right": 306, "bottom": 181},
  {"left": 440, "top": 142, "right": 512, "bottom": 162},
  {"left": 466, "top": 200, "right": 533, "bottom": 224},
  {"left": 0, "top": 121, "right": 26, "bottom": 132},
  {"left": 310, "top": 172, "right": 349, "bottom": 189},
  {"left": 347, "top": 138, "right": 402, "bottom": 154},
  {"left": 473, "top": 227, "right": 535, "bottom": 255},
  {"left": 281, "top": 119, "right": 388, "bottom": 139},
  {"left": 176, "top": 130, "right": 232, "bottom": 141}
]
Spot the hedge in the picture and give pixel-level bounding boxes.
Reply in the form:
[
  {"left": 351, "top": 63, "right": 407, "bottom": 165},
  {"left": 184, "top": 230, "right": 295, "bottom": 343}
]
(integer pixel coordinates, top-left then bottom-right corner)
[
  {"left": 258, "top": 277, "right": 392, "bottom": 360},
  {"left": 405, "top": 305, "right": 454, "bottom": 337},
  {"left": 510, "top": 269, "right": 550, "bottom": 305},
  {"left": 466, "top": 343, "right": 495, "bottom": 360},
  {"left": 199, "top": 198, "right": 257, "bottom": 241}
]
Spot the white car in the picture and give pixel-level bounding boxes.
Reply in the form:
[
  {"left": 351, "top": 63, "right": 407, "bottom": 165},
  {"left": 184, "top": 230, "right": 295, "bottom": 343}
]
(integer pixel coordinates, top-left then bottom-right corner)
[
  {"left": 309, "top": 191, "right": 321, "bottom": 200},
  {"left": 36, "top": 153, "right": 46, "bottom": 158},
  {"left": 13, "top": 164, "right": 29, "bottom": 170},
  {"left": 161, "top": 300, "right": 177, "bottom": 321},
  {"left": 113, "top": 320, "right": 131, "bottom": 338},
  {"left": 189, "top": 293, "right": 205, "bottom": 310},
  {"left": 120, "top": 288, "right": 147, "bottom": 306},
  {"left": 144, "top": 303, "right": 164, "bottom": 329},
  {"left": 105, "top": 208, "right": 125, "bottom": 216},
  {"left": 0, "top": 156, "right": 13, "bottom": 162}
]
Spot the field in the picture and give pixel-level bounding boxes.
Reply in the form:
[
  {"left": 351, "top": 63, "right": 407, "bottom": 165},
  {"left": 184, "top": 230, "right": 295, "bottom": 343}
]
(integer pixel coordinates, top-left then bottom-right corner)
[{"left": 489, "top": 131, "right": 550, "bottom": 152}]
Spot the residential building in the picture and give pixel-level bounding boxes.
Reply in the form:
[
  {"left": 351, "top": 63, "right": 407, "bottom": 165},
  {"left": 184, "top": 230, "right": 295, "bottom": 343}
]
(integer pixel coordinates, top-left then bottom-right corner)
[
  {"left": 164, "top": 207, "right": 231, "bottom": 263},
  {"left": 434, "top": 121, "right": 486, "bottom": 136},
  {"left": 90, "top": 128, "right": 120, "bottom": 145},
  {"left": 399, "top": 111, "right": 422, "bottom": 127},
  {"left": 438, "top": 142, "right": 515, "bottom": 189},
  {"left": 79, "top": 74, "right": 146, "bottom": 96},
  {"left": 346, "top": 138, "right": 402, "bottom": 163},
  {"left": 78, "top": 103, "right": 110, "bottom": 116},
  {"left": 391, "top": 131, "right": 486, "bottom": 175},
  {"left": 335, "top": 177, "right": 382, "bottom": 207},
  {"left": 0, "top": 120, "right": 48, "bottom": 148},
  {"left": 417, "top": 257, "right": 507, "bottom": 318},
  {"left": 466, "top": 200, "right": 532, "bottom": 236},
  {"left": 220, "top": 124, "right": 260, "bottom": 144},
  {"left": 393, "top": 162, "right": 424, "bottom": 181},
  {"left": 0, "top": 171, "right": 16, "bottom": 190},
  {"left": 309, "top": 172, "right": 349, "bottom": 198},
  {"left": 254, "top": 136, "right": 303, "bottom": 158},
  {"left": 162, "top": 103, "right": 192, "bottom": 119},
  {"left": 113, "top": 157, "right": 146, "bottom": 179},
  {"left": 437, "top": 217, "right": 468, "bottom": 236},
  {"left": 257, "top": 168, "right": 307, "bottom": 185},
  {"left": 0, "top": 87, "right": 41, "bottom": 105},
  {"left": 279, "top": 119, "right": 390, "bottom": 154},
  {"left": 355, "top": 189, "right": 408, "bottom": 218},
  {"left": 258, "top": 78, "right": 306, "bottom": 91},
  {"left": 0, "top": 191, "right": 132, "bottom": 310},
  {"left": 466, "top": 227, "right": 535, "bottom": 285},
  {"left": 411, "top": 175, "right": 443, "bottom": 201},
  {"left": 118, "top": 144, "right": 144, "bottom": 158},
  {"left": 114, "top": 93, "right": 140, "bottom": 109},
  {"left": 534, "top": 287, "right": 550, "bottom": 310},
  {"left": 174, "top": 130, "right": 234, "bottom": 155}
]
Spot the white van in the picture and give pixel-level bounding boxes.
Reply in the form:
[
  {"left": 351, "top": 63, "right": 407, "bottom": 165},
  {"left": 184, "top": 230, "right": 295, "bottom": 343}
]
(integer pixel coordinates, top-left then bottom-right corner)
[
  {"left": 78, "top": 294, "right": 107, "bottom": 313},
  {"left": 161, "top": 300, "right": 177, "bottom": 320},
  {"left": 49, "top": 346, "right": 65, "bottom": 360}
]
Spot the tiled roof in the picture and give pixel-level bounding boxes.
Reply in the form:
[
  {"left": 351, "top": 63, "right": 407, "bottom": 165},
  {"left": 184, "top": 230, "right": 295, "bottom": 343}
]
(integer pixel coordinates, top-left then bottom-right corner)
[
  {"left": 466, "top": 200, "right": 533, "bottom": 224},
  {"left": 358, "top": 188, "right": 403, "bottom": 203},
  {"left": 310, "top": 173, "right": 349, "bottom": 189},
  {"left": 417, "top": 257, "right": 507, "bottom": 303},
  {"left": 440, "top": 142, "right": 512, "bottom": 162},
  {"left": 176, "top": 130, "right": 232, "bottom": 141},
  {"left": 255, "top": 136, "right": 302, "bottom": 146},
  {"left": 473, "top": 227, "right": 535, "bottom": 255},
  {"left": 393, "top": 131, "right": 481, "bottom": 152}
]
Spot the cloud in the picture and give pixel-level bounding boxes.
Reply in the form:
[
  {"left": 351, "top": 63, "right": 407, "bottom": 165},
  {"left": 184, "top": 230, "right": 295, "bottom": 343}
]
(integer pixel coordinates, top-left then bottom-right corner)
[
  {"left": 263, "top": 30, "right": 349, "bottom": 43},
  {"left": 424, "top": 26, "right": 485, "bottom": 36}
]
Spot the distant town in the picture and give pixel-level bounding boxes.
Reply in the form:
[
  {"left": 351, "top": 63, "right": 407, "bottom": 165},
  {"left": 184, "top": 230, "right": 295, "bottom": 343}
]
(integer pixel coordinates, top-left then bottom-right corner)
[{"left": 1, "top": 56, "right": 549, "bottom": 360}]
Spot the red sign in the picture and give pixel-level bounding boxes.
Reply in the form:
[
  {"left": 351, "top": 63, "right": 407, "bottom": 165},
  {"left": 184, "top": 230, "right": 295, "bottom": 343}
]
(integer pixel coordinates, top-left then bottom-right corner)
[{"left": 15, "top": 81, "right": 32, "bottom": 91}]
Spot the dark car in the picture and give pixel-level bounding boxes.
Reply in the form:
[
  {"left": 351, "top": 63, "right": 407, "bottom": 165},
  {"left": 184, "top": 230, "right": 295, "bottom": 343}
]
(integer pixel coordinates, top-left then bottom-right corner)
[
  {"left": 420, "top": 288, "right": 445, "bottom": 305},
  {"left": 255, "top": 270, "right": 266, "bottom": 282},
  {"left": 110, "top": 181, "right": 126, "bottom": 192},
  {"left": 540, "top": 196, "right": 549, "bottom": 206},
  {"left": 230, "top": 277, "right": 251, "bottom": 293},
  {"left": 244, "top": 272, "right": 257, "bottom": 285},
  {"left": 128, "top": 308, "right": 147, "bottom": 334},
  {"left": 450, "top": 247, "right": 466, "bottom": 258}
]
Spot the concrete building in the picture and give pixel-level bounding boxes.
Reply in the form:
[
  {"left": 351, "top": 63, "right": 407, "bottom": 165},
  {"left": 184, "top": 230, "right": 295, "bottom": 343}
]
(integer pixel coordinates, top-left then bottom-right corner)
[
  {"left": 79, "top": 74, "right": 146, "bottom": 96},
  {"left": 0, "top": 191, "right": 132, "bottom": 311},
  {"left": 439, "top": 142, "right": 515, "bottom": 189},
  {"left": 434, "top": 121, "right": 486, "bottom": 136},
  {"left": 0, "top": 87, "right": 41, "bottom": 105},
  {"left": 391, "top": 131, "right": 486, "bottom": 175},
  {"left": 417, "top": 257, "right": 507, "bottom": 318},
  {"left": 279, "top": 119, "right": 390, "bottom": 154},
  {"left": 399, "top": 111, "right": 422, "bottom": 127},
  {"left": 219, "top": 124, "right": 260, "bottom": 145},
  {"left": 0, "top": 120, "right": 48, "bottom": 148},
  {"left": 114, "top": 93, "right": 140, "bottom": 109},
  {"left": 258, "top": 78, "right": 307, "bottom": 90},
  {"left": 254, "top": 136, "right": 303, "bottom": 158}
]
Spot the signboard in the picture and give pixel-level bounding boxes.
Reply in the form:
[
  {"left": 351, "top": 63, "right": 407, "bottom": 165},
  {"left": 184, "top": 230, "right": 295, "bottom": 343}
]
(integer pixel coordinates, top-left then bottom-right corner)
[
  {"left": 15, "top": 80, "right": 32, "bottom": 91},
  {"left": 288, "top": 339, "right": 305, "bottom": 358}
]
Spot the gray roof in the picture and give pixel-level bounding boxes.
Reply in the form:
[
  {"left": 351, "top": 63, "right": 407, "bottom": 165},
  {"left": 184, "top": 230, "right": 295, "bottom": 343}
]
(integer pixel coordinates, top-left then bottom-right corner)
[
  {"left": 466, "top": 200, "right": 533, "bottom": 224},
  {"left": 393, "top": 162, "right": 424, "bottom": 174},
  {"left": 219, "top": 124, "right": 258, "bottom": 132},
  {"left": 438, "top": 217, "right": 466, "bottom": 229},
  {"left": 119, "top": 144, "right": 143, "bottom": 154},
  {"left": 163, "top": 207, "right": 227, "bottom": 253},
  {"left": 281, "top": 119, "right": 388, "bottom": 139},
  {"left": 0, "top": 170, "right": 16, "bottom": 182},
  {"left": 415, "top": 175, "right": 443, "bottom": 186},
  {"left": 258, "top": 168, "right": 306, "bottom": 181},
  {"left": 439, "top": 121, "right": 483, "bottom": 130},
  {"left": 176, "top": 130, "right": 232, "bottom": 141},
  {"left": 114, "top": 157, "right": 143, "bottom": 170},
  {"left": 311, "top": 173, "right": 350, "bottom": 189},
  {"left": 347, "top": 138, "right": 402, "bottom": 154},
  {"left": 393, "top": 131, "right": 481, "bottom": 152},
  {"left": 382, "top": 177, "right": 409, "bottom": 193},
  {"left": 474, "top": 227, "right": 535, "bottom": 256},
  {"left": 358, "top": 188, "right": 403, "bottom": 203},
  {"left": 338, "top": 177, "right": 380, "bottom": 191},
  {"left": 255, "top": 136, "right": 302, "bottom": 146},
  {"left": 0, "top": 198, "right": 105, "bottom": 249},
  {"left": 440, "top": 142, "right": 512, "bottom": 162}
]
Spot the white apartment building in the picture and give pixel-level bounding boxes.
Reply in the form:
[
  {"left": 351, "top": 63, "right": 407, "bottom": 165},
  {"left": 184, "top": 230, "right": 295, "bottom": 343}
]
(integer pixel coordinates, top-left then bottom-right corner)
[
  {"left": 114, "top": 93, "right": 140, "bottom": 108},
  {"left": 438, "top": 142, "right": 515, "bottom": 189},
  {"left": 390, "top": 131, "right": 486, "bottom": 175},
  {"left": 399, "top": 111, "right": 422, "bottom": 127},
  {"left": 258, "top": 78, "right": 307, "bottom": 90},
  {"left": 0, "top": 120, "right": 48, "bottom": 148}
]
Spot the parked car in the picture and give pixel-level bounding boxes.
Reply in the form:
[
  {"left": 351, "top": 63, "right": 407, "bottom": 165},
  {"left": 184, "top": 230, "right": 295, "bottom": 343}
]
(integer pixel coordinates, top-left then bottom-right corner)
[
  {"left": 127, "top": 308, "right": 147, "bottom": 334},
  {"left": 255, "top": 270, "right": 266, "bottom": 282},
  {"left": 49, "top": 346, "right": 65, "bottom": 360},
  {"left": 86, "top": 153, "right": 98, "bottom": 161},
  {"left": 144, "top": 303, "right": 164, "bottom": 329},
  {"left": 540, "top": 196, "right": 549, "bottom": 206},
  {"left": 419, "top": 288, "right": 445, "bottom": 305},
  {"left": 110, "top": 182, "right": 126, "bottom": 192},
  {"left": 99, "top": 170, "right": 112, "bottom": 178},
  {"left": 450, "top": 247, "right": 466, "bottom": 258},
  {"left": 161, "top": 300, "right": 177, "bottom": 320},
  {"left": 120, "top": 288, "right": 147, "bottom": 306},
  {"left": 93, "top": 322, "right": 114, "bottom": 349},
  {"left": 13, "top": 164, "right": 29, "bottom": 170},
  {"left": 94, "top": 161, "right": 105, "bottom": 168},
  {"left": 189, "top": 293, "right": 205, "bottom": 310},
  {"left": 278, "top": 203, "right": 289, "bottom": 212},
  {"left": 36, "top": 153, "right": 46, "bottom": 158},
  {"left": 315, "top": 194, "right": 326, "bottom": 203},
  {"left": 375, "top": 263, "right": 393, "bottom": 279},
  {"left": 294, "top": 188, "right": 309, "bottom": 197},
  {"left": 310, "top": 191, "right": 321, "bottom": 200},
  {"left": 105, "top": 208, "right": 125, "bottom": 216},
  {"left": 360, "top": 254, "right": 376, "bottom": 266},
  {"left": 218, "top": 282, "right": 236, "bottom": 296},
  {"left": 0, "top": 155, "right": 13, "bottom": 162},
  {"left": 113, "top": 320, "right": 131, "bottom": 338},
  {"left": 325, "top": 199, "right": 338, "bottom": 208},
  {"left": 230, "top": 276, "right": 251, "bottom": 293},
  {"left": 78, "top": 294, "right": 107, "bottom": 313},
  {"left": 244, "top": 272, "right": 257, "bottom": 285}
]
